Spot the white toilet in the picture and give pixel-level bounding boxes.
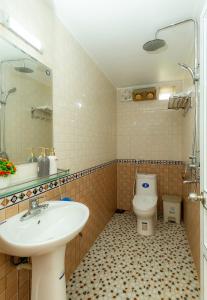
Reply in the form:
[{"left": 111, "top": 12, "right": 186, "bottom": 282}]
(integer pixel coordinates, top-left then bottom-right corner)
[{"left": 132, "top": 173, "right": 158, "bottom": 236}]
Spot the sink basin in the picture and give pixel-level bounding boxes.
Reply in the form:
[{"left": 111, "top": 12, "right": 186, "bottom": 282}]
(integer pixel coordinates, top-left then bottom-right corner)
[
  {"left": 0, "top": 201, "right": 89, "bottom": 300},
  {"left": 0, "top": 201, "right": 89, "bottom": 257}
]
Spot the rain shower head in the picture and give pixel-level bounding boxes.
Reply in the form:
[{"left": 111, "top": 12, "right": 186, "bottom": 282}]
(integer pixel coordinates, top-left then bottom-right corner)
[
  {"left": 143, "top": 38, "right": 166, "bottom": 51},
  {"left": 143, "top": 19, "right": 198, "bottom": 56},
  {"left": 14, "top": 59, "right": 34, "bottom": 73},
  {"left": 15, "top": 66, "right": 33, "bottom": 73}
]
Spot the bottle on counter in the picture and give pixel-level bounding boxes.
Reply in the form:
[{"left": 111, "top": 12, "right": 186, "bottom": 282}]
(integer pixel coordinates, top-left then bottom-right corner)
[
  {"left": 48, "top": 147, "right": 58, "bottom": 175},
  {"left": 37, "top": 147, "right": 50, "bottom": 177},
  {"left": 28, "top": 148, "right": 38, "bottom": 163}
]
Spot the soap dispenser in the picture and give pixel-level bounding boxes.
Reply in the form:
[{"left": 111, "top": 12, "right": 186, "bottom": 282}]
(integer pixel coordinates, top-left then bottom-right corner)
[
  {"left": 37, "top": 147, "right": 50, "bottom": 177},
  {"left": 28, "top": 148, "right": 38, "bottom": 163},
  {"left": 48, "top": 147, "right": 58, "bottom": 175}
]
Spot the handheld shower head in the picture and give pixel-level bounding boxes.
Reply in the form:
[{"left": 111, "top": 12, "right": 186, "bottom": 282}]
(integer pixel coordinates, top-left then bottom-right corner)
[
  {"left": 0, "top": 87, "right": 17, "bottom": 105},
  {"left": 178, "top": 63, "right": 198, "bottom": 83},
  {"left": 8, "top": 87, "right": 17, "bottom": 95}
]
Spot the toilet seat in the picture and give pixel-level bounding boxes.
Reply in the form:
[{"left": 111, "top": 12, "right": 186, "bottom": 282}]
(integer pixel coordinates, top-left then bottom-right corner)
[{"left": 133, "top": 195, "right": 157, "bottom": 210}]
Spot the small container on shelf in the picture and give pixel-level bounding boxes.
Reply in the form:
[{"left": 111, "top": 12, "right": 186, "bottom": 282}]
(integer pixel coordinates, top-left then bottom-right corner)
[
  {"left": 37, "top": 147, "right": 50, "bottom": 177},
  {"left": 27, "top": 148, "right": 38, "bottom": 163},
  {"left": 48, "top": 148, "right": 58, "bottom": 175}
]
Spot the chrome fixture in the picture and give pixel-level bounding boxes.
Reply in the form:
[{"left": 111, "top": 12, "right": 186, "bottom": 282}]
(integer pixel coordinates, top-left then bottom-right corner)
[
  {"left": 183, "top": 180, "right": 198, "bottom": 184},
  {"left": 143, "top": 19, "right": 200, "bottom": 182},
  {"left": 143, "top": 38, "right": 166, "bottom": 51},
  {"left": 168, "top": 94, "right": 191, "bottom": 114},
  {"left": 0, "top": 87, "right": 16, "bottom": 105},
  {"left": 20, "top": 197, "right": 49, "bottom": 221},
  {"left": 186, "top": 155, "right": 199, "bottom": 170},
  {"left": 188, "top": 192, "right": 207, "bottom": 209},
  {"left": 178, "top": 63, "right": 199, "bottom": 83},
  {"left": 143, "top": 19, "right": 198, "bottom": 61},
  {"left": 14, "top": 59, "right": 34, "bottom": 73},
  {"left": 1, "top": 58, "right": 34, "bottom": 75},
  {"left": 15, "top": 65, "right": 33, "bottom": 73}
]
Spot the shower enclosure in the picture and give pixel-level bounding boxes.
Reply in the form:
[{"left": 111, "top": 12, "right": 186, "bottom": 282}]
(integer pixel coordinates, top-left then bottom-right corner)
[{"left": 143, "top": 18, "right": 200, "bottom": 180}]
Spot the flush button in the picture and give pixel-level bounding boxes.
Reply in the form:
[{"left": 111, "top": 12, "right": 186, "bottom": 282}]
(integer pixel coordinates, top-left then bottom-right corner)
[{"left": 142, "top": 183, "right": 149, "bottom": 188}]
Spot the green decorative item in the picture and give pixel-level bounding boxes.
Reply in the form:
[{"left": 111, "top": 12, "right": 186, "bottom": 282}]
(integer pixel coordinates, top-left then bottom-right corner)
[{"left": 0, "top": 158, "right": 16, "bottom": 177}]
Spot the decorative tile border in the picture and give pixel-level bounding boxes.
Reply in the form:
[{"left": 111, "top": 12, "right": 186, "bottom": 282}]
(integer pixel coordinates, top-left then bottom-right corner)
[
  {"left": 0, "top": 159, "right": 184, "bottom": 210},
  {"left": 117, "top": 159, "right": 184, "bottom": 165},
  {"left": 0, "top": 160, "right": 117, "bottom": 210},
  {"left": 117, "top": 159, "right": 136, "bottom": 163},
  {"left": 0, "top": 179, "right": 60, "bottom": 209},
  {"left": 136, "top": 159, "right": 184, "bottom": 165}
]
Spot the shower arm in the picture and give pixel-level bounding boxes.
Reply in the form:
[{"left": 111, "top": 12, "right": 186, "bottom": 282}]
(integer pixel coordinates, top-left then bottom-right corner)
[{"left": 155, "top": 19, "right": 199, "bottom": 75}]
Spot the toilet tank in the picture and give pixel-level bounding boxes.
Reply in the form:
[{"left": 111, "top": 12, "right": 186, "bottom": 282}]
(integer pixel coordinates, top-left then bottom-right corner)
[{"left": 136, "top": 174, "right": 157, "bottom": 196}]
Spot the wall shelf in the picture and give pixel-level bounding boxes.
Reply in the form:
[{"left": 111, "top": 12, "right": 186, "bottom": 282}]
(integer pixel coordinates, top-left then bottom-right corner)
[
  {"left": 0, "top": 169, "right": 70, "bottom": 199},
  {"left": 31, "top": 106, "right": 53, "bottom": 121},
  {"left": 168, "top": 95, "right": 192, "bottom": 116}
]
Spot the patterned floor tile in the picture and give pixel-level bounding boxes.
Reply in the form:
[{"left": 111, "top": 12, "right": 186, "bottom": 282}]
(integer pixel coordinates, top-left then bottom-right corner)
[{"left": 66, "top": 212, "right": 200, "bottom": 300}]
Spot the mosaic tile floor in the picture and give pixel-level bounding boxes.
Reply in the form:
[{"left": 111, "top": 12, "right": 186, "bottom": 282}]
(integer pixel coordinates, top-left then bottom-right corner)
[{"left": 66, "top": 212, "right": 200, "bottom": 300}]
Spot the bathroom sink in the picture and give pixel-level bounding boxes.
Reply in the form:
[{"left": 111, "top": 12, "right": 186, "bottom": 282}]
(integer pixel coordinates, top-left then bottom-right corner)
[
  {"left": 0, "top": 201, "right": 89, "bottom": 257},
  {"left": 0, "top": 201, "right": 89, "bottom": 300}
]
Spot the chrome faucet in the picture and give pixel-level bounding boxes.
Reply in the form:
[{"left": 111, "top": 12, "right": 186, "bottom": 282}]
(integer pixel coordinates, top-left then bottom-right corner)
[{"left": 20, "top": 196, "right": 49, "bottom": 221}]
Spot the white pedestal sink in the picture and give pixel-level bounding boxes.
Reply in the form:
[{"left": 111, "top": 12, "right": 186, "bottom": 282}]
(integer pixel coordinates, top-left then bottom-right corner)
[{"left": 0, "top": 201, "right": 89, "bottom": 300}]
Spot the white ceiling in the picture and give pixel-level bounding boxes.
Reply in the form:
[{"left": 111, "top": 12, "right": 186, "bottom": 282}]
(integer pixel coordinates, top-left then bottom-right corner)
[{"left": 50, "top": 0, "right": 206, "bottom": 87}]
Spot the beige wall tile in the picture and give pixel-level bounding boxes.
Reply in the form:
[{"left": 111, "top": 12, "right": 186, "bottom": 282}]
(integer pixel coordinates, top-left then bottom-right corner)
[
  {"left": 0, "top": 291, "right": 5, "bottom": 300},
  {"left": 116, "top": 97, "right": 182, "bottom": 161},
  {"left": 0, "top": 211, "right": 5, "bottom": 222},
  {"left": 0, "top": 0, "right": 116, "bottom": 174},
  {"left": 0, "top": 278, "right": 5, "bottom": 295},
  {"left": 5, "top": 206, "right": 18, "bottom": 219},
  {"left": 18, "top": 200, "right": 29, "bottom": 213}
]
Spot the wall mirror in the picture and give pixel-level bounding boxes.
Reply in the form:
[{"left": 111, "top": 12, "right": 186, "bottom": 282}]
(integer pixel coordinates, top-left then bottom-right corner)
[{"left": 0, "top": 36, "right": 54, "bottom": 193}]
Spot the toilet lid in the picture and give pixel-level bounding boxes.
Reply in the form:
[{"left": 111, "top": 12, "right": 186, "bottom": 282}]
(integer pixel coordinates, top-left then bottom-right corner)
[{"left": 133, "top": 195, "right": 157, "bottom": 210}]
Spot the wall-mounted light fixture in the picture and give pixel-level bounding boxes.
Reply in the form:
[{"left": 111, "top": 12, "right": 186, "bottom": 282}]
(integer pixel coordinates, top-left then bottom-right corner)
[{"left": 0, "top": 10, "right": 43, "bottom": 53}]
